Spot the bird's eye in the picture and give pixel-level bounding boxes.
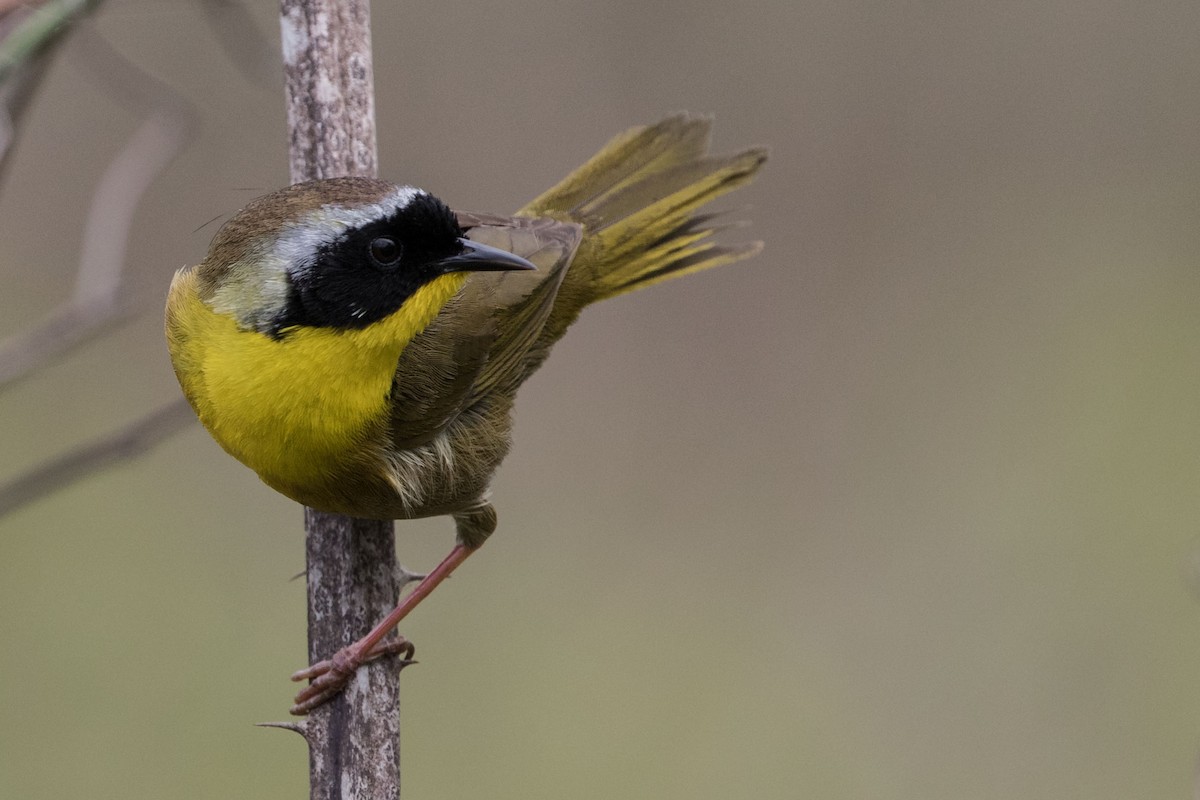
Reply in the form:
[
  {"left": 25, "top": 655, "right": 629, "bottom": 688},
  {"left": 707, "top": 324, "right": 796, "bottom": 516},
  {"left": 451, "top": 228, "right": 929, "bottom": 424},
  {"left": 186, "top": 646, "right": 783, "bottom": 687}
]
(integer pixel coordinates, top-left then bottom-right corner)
[{"left": 369, "top": 236, "right": 402, "bottom": 267}]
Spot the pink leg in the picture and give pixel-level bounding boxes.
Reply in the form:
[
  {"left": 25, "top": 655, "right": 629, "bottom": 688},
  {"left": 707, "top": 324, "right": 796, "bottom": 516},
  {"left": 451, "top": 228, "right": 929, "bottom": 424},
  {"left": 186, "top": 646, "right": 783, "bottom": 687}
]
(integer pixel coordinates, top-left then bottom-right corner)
[{"left": 290, "top": 542, "right": 477, "bottom": 715}]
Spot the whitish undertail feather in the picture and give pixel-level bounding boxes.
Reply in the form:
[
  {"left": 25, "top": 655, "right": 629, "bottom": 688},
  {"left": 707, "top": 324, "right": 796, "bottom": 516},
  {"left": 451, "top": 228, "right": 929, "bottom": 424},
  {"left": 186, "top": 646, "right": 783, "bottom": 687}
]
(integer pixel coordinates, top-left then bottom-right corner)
[{"left": 518, "top": 113, "right": 767, "bottom": 307}]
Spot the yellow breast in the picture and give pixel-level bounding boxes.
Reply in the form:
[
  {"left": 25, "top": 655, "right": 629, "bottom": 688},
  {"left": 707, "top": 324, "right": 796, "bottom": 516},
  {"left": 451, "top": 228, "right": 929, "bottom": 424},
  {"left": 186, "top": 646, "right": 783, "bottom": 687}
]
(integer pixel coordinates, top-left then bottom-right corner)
[{"left": 165, "top": 268, "right": 466, "bottom": 497}]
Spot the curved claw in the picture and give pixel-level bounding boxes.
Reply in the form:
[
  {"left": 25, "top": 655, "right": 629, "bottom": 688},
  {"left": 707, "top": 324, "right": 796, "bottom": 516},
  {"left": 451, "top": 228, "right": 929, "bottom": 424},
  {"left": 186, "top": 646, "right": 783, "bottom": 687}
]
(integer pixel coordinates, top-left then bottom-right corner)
[{"left": 289, "top": 637, "right": 416, "bottom": 716}]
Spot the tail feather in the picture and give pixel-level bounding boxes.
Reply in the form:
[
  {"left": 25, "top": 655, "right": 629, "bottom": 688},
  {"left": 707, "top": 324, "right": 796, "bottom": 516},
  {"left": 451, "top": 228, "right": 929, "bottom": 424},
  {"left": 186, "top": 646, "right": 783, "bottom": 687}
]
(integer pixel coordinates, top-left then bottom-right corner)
[
  {"left": 521, "top": 114, "right": 714, "bottom": 219},
  {"left": 518, "top": 113, "right": 767, "bottom": 306}
]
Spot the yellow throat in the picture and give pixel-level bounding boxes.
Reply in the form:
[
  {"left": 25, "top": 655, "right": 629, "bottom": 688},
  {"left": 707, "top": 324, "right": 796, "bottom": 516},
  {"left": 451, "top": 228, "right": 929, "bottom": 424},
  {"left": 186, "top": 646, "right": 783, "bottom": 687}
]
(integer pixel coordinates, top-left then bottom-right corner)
[{"left": 168, "top": 269, "right": 467, "bottom": 492}]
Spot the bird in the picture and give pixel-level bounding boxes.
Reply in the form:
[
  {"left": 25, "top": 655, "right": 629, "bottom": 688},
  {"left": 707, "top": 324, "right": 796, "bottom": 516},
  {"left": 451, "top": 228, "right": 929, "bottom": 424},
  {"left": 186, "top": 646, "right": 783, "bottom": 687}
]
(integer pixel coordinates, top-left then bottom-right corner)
[{"left": 165, "top": 113, "right": 767, "bottom": 714}]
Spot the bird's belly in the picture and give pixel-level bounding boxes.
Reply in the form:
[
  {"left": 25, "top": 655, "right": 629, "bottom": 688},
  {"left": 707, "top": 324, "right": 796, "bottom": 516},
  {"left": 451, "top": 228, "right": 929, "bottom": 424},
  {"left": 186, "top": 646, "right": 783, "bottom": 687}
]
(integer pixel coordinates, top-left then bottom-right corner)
[
  {"left": 371, "top": 404, "right": 513, "bottom": 519},
  {"left": 265, "top": 401, "right": 514, "bottom": 521}
]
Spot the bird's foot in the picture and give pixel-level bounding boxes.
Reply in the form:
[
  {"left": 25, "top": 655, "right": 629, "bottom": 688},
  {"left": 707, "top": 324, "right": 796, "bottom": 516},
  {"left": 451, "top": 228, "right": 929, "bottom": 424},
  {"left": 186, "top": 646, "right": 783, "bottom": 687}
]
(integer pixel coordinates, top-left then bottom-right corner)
[{"left": 289, "top": 637, "right": 416, "bottom": 716}]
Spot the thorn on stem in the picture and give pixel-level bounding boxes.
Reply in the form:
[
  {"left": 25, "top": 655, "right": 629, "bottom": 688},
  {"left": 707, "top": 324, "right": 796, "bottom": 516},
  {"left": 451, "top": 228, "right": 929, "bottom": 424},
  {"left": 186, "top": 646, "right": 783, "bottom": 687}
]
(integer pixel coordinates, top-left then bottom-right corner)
[
  {"left": 394, "top": 562, "right": 425, "bottom": 591},
  {"left": 256, "top": 720, "right": 310, "bottom": 740}
]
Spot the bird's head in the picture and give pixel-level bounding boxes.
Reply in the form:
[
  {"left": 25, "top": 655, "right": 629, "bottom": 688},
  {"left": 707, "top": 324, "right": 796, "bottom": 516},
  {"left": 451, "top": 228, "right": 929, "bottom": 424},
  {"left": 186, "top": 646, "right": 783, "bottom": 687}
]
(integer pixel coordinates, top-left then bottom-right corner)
[{"left": 194, "top": 177, "right": 534, "bottom": 338}]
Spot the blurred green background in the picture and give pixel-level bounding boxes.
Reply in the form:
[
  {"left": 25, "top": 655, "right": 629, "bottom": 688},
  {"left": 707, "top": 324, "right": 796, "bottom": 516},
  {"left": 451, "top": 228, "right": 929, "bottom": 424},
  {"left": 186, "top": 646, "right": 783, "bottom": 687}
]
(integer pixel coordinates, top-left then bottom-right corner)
[{"left": 2, "top": 1, "right": 1199, "bottom": 798}]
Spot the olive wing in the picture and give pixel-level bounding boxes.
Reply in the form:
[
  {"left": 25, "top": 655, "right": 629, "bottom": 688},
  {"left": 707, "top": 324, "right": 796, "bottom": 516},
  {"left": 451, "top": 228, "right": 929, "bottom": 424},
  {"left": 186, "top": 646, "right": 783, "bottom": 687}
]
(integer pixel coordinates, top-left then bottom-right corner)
[{"left": 387, "top": 213, "right": 582, "bottom": 449}]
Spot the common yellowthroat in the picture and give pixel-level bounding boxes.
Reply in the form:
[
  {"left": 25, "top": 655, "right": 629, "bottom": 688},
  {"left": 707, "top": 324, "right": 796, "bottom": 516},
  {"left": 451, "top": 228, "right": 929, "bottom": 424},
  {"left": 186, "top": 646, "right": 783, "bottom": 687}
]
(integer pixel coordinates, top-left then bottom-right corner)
[{"left": 165, "top": 114, "right": 766, "bottom": 714}]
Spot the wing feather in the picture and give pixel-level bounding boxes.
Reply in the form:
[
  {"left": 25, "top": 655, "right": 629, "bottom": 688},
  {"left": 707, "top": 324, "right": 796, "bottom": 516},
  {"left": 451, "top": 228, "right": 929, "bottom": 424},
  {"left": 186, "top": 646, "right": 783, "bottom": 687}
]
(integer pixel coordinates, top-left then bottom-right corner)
[{"left": 387, "top": 213, "right": 581, "bottom": 448}]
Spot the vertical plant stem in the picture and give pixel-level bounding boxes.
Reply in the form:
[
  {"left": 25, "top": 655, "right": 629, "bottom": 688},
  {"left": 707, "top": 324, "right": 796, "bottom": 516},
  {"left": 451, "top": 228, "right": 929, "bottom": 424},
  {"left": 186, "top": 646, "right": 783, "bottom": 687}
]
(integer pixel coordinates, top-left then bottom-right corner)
[
  {"left": 301, "top": 511, "right": 401, "bottom": 799},
  {"left": 279, "top": 2, "right": 402, "bottom": 798},
  {"left": 280, "top": 0, "right": 377, "bottom": 182}
]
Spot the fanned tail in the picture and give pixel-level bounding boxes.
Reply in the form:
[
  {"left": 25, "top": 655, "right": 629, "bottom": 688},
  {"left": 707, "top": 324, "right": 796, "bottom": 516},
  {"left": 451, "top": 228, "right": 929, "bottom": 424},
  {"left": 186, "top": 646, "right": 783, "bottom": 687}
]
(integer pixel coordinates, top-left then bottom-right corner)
[{"left": 519, "top": 113, "right": 767, "bottom": 310}]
